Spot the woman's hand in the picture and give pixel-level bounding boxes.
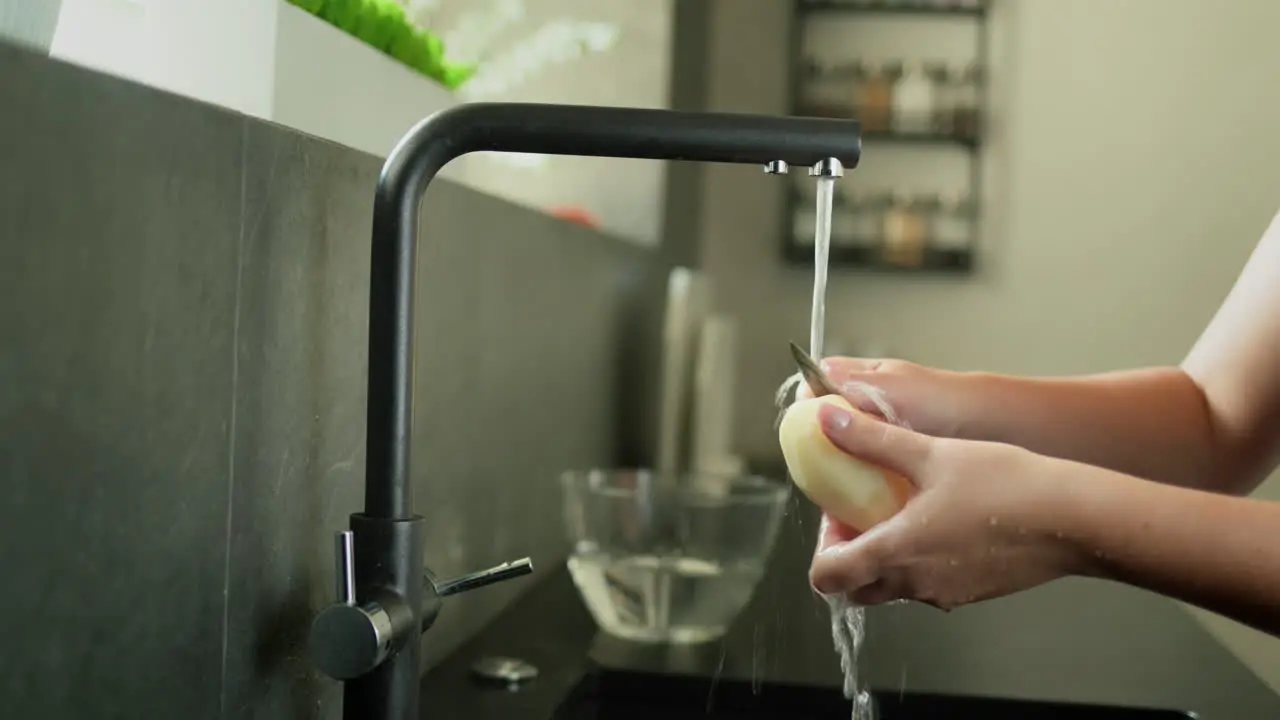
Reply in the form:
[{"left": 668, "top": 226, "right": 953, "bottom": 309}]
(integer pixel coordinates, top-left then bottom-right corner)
[
  {"left": 795, "top": 359, "right": 1228, "bottom": 492},
  {"left": 794, "top": 357, "right": 974, "bottom": 439},
  {"left": 808, "top": 401, "right": 1091, "bottom": 610}
]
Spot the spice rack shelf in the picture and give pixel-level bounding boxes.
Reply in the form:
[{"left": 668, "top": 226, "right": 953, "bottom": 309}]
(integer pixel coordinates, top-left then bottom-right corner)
[
  {"left": 784, "top": 0, "right": 989, "bottom": 274},
  {"left": 794, "top": 112, "right": 980, "bottom": 147},
  {"left": 862, "top": 128, "right": 977, "bottom": 147},
  {"left": 798, "top": 1, "right": 987, "bottom": 19},
  {"left": 784, "top": 244, "right": 974, "bottom": 272},
  {"left": 786, "top": 185, "right": 978, "bottom": 273}
]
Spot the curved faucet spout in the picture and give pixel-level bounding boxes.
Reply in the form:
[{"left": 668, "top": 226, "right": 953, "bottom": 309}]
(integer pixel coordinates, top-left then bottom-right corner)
[{"left": 364, "top": 101, "right": 862, "bottom": 521}]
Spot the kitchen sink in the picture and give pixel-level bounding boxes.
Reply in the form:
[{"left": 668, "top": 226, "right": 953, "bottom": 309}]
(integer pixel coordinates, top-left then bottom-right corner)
[{"left": 554, "top": 667, "right": 1198, "bottom": 719}]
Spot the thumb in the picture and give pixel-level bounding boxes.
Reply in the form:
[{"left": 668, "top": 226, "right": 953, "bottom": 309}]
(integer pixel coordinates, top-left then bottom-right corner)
[{"left": 818, "top": 401, "right": 933, "bottom": 480}]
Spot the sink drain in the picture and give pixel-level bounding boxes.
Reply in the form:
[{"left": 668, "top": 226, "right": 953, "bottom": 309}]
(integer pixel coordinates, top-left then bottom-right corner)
[{"left": 470, "top": 656, "right": 539, "bottom": 688}]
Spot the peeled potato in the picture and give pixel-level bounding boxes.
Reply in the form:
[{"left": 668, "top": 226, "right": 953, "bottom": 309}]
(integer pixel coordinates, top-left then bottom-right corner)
[{"left": 778, "top": 395, "right": 914, "bottom": 533}]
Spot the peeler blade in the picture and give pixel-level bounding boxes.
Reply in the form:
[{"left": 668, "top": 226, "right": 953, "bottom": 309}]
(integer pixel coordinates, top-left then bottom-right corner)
[{"left": 789, "top": 342, "right": 841, "bottom": 398}]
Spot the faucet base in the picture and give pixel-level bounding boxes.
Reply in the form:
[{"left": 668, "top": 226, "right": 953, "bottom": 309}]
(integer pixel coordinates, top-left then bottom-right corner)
[
  {"left": 343, "top": 512, "right": 428, "bottom": 720},
  {"left": 342, "top": 637, "right": 423, "bottom": 720}
]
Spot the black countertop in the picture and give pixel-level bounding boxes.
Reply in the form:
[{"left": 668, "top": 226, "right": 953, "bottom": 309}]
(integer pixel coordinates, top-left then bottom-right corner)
[{"left": 421, "top": 503, "right": 1279, "bottom": 719}]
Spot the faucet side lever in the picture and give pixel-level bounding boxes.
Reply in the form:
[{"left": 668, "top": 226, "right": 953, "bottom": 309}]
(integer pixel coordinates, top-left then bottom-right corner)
[
  {"left": 434, "top": 557, "right": 534, "bottom": 597},
  {"left": 420, "top": 557, "right": 535, "bottom": 633}
]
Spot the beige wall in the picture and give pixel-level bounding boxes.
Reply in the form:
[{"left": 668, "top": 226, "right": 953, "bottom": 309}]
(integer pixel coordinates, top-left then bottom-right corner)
[
  {"left": 698, "top": 0, "right": 1280, "bottom": 693},
  {"left": 429, "top": 0, "right": 674, "bottom": 246}
]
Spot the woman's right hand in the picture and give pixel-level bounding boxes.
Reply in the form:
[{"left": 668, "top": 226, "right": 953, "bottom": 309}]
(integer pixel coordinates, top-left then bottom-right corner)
[{"left": 795, "top": 357, "right": 977, "bottom": 439}]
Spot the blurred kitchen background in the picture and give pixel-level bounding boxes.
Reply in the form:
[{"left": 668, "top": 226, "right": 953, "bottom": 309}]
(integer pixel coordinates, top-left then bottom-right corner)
[{"left": 2, "top": 0, "right": 1279, "bottom": 717}]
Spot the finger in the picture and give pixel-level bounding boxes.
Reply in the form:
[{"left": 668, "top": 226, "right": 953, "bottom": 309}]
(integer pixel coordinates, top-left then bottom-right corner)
[
  {"left": 814, "top": 512, "right": 859, "bottom": 557},
  {"left": 818, "top": 401, "right": 933, "bottom": 479},
  {"left": 837, "top": 379, "right": 898, "bottom": 422},
  {"left": 848, "top": 578, "right": 903, "bottom": 607},
  {"left": 816, "top": 359, "right": 902, "bottom": 420},
  {"left": 819, "top": 358, "right": 885, "bottom": 408},
  {"left": 809, "top": 522, "right": 890, "bottom": 595},
  {"left": 811, "top": 553, "right": 876, "bottom": 597},
  {"left": 819, "top": 357, "right": 884, "bottom": 380}
]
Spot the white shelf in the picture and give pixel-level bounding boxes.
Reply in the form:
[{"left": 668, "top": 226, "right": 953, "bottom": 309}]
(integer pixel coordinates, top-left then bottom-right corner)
[
  {"left": 272, "top": 2, "right": 460, "bottom": 170},
  {"left": 50, "top": 0, "right": 464, "bottom": 179}
]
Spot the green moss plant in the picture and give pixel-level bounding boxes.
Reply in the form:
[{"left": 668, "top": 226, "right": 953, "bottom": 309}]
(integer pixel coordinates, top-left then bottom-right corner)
[{"left": 286, "top": 0, "right": 475, "bottom": 90}]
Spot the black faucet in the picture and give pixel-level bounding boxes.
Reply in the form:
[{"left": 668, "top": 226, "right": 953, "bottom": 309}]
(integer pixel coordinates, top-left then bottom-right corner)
[{"left": 307, "top": 102, "right": 862, "bottom": 720}]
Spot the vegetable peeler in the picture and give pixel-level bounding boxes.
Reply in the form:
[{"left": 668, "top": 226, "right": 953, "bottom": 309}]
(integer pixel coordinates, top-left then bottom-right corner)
[{"left": 789, "top": 342, "right": 841, "bottom": 398}]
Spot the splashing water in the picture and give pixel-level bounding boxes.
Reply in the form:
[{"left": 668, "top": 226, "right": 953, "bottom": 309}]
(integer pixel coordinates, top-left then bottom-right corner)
[
  {"left": 814, "top": 376, "right": 905, "bottom": 720},
  {"left": 828, "top": 594, "right": 873, "bottom": 719},
  {"left": 774, "top": 174, "right": 908, "bottom": 720}
]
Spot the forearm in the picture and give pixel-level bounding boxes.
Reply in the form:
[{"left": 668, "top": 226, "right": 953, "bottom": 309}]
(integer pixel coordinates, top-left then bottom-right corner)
[
  {"left": 1059, "top": 464, "right": 1280, "bottom": 637},
  {"left": 955, "top": 367, "right": 1223, "bottom": 491}
]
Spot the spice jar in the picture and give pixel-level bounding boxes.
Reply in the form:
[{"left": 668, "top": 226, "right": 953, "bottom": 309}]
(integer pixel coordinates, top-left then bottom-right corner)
[
  {"left": 793, "top": 206, "right": 817, "bottom": 247},
  {"left": 792, "top": 183, "right": 817, "bottom": 246},
  {"left": 845, "top": 188, "right": 884, "bottom": 247},
  {"left": 829, "top": 192, "right": 854, "bottom": 247},
  {"left": 832, "top": 188, "right": 879, "bottom": 248},
  {"left": 931, "top": 63, "right": 955, "bottom": 133},
  {"left": 881, "top": 190, "right": 927, "bottom": 266},
  {"left": 916, "top": 192, "right": 942, "bottom": 248},
  {"left": 800, "top": 56, "right": 851, "bottom": 118},
  {"left": 952, "top": 63, "right": 981, "bottom": 139},
  {"left": 892, "top": 60, "right": 936, "bottom": 134},
  {"left": 853, "top": 60, "right": 899, "bottom": 132},
  {"left": 933, "top": 191, "right": 973, "bottom": 251},
  {"left": 922, "top": 61, "right": 950, "bottom": 132}
]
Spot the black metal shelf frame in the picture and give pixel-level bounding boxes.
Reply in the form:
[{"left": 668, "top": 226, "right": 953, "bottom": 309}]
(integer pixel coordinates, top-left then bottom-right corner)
[
  {"left": 784, "top": 242, "right": 974, "bottom": 272},
  {"left": 798, "top": 0, "right": 987, "bottom": 19}
]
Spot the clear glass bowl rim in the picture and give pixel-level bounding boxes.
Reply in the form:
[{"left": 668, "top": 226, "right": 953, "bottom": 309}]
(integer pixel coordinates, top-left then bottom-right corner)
[{"left": 559, "top": 468, "right": 791, "bottom": 507}]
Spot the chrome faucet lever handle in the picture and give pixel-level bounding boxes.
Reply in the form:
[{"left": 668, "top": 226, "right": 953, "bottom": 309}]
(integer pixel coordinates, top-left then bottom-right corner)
[
  {"left": 433, "top": 558, "right": 534, "bottom": 597},
  {"left": 419, "top": 557, "right": 535, "bottom": 634},
  {"left": 336, "top": 530, "right": 356, "bottom": 605}
]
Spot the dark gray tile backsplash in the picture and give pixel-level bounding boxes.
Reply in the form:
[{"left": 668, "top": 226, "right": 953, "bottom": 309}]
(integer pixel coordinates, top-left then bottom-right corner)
[
  {"left": 0, "top": 42, "right": 241, "bottom": 719},
  {"left": 409, "top": 172, "right": 632, "bottom": 669},
  {"left": 0, "top": 41, "right": 661, "bottom": 719},
  {"left": 221, "top": 122, "right": 376, "bottom": 719}
]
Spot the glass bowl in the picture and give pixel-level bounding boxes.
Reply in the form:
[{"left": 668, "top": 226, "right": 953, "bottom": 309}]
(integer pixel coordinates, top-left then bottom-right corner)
[{"left": 559, "top": 469, "right": 791, "bottom": 644}]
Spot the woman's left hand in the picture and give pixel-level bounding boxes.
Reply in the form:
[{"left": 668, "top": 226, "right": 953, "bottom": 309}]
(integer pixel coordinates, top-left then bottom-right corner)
[{"left": 809, "top": 402, "right": 1094, "bottom": 610}]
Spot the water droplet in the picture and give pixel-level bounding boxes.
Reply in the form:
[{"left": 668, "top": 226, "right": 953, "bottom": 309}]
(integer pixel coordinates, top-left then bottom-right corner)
[
  {"left": 1055, "top": 531, "right": 1064, "bottom": 539},
  {"left": 988, "top": 516, "right": 999, "bottom": 526},
  {"left": 948, "top": 558, "right": 959, "bottom": 566}
]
